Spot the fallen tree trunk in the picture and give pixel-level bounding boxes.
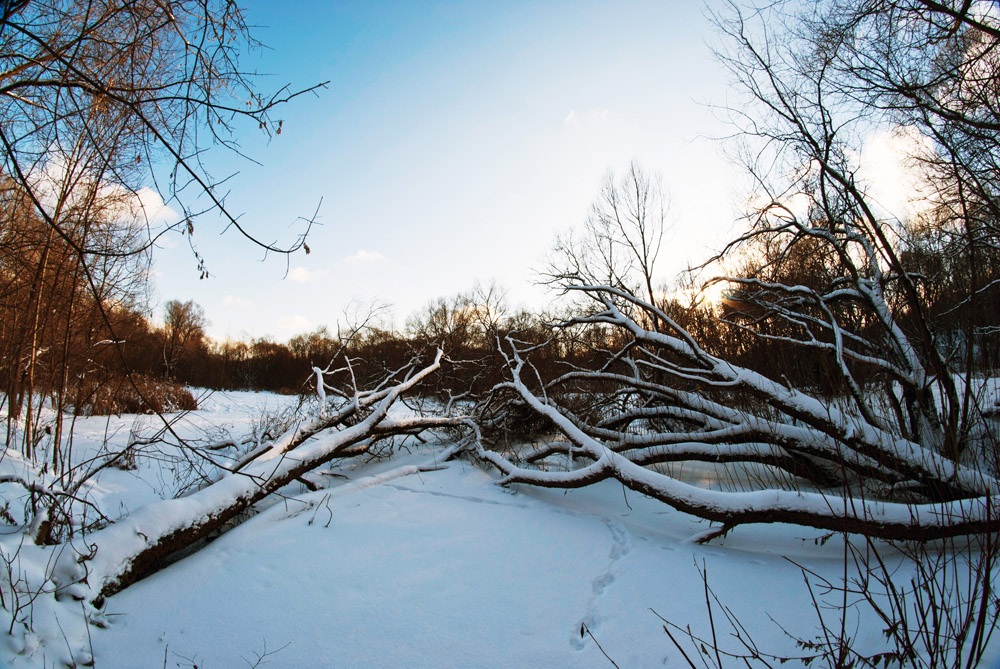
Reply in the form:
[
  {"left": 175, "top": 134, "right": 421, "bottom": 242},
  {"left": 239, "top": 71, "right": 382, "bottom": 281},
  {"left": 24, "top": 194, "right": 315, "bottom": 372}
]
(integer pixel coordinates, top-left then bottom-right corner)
[
  {"left": 474, "top": 306, "right": 999, "bottom": 542},
  {"left": 50, "top": 350, "right": 469, "bottom": 604}
]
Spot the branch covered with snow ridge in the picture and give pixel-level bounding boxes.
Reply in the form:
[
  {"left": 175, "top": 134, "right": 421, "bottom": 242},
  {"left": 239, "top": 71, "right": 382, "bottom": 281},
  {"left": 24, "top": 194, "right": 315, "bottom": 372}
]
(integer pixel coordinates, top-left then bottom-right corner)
[
  {"left": 475, "top": 285, "right": 998, "bottom": 541},
  {"left": 51, "top": 349, "right": 472, "bottom": 603}
]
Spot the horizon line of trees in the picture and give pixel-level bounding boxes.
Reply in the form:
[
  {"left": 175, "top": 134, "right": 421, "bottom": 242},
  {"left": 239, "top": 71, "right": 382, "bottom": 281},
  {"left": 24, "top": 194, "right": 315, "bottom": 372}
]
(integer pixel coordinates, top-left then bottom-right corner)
[{"left": 5, "top": 249, "right": 1000, "bottom": 422}]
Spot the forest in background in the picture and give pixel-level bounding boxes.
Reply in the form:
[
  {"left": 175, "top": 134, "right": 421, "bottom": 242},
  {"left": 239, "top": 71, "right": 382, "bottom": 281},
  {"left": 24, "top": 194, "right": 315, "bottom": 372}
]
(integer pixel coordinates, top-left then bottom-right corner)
[{"left": 4, "top": 201, "right": 999, "bottom": 428}]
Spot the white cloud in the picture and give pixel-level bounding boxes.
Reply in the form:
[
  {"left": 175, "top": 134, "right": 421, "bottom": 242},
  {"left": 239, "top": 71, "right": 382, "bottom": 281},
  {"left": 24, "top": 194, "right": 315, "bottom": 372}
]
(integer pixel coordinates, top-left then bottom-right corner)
[
  {"left": 288, "top": 266, "right": 328, "bottom": 283},
  {"left": 28, "top": 151, "right": 179, "bottom": 231},
  {"left": 742, "top": 127, "right": 935, "bottom": 227},
  {"left": 223, "top": 295, "right": 252, "bottom": 308},
  {"left": 345, "top": 249, "right": 386, "bottom": 264},
  {"left": 564, "top": 109, "right": 611, "bottom": 128},
  {"left": 130, "top": 187, "right": 179, "bottom": 227},
  {"left": 276, "top": 315, "right": 310, "bottom": 334}
]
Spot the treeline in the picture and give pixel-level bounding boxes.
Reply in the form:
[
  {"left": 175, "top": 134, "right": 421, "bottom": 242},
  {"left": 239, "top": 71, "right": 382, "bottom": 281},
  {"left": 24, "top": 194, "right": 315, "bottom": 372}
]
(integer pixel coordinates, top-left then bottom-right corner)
[
  {"left": 133, "top": 294, "right": 570, "bottom": 398},
  {"left": 4, "top": 166, "right": 999, "bottom": 450},
  {"left": 0, "top": 175, "right": 165, "bottom": 457},
  {"left": 6, "top": 236, "right": 999, "bottom": 422}
]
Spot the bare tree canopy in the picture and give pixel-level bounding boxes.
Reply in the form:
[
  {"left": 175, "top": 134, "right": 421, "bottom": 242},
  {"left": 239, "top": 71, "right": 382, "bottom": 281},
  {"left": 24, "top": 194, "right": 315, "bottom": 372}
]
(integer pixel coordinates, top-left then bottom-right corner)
[
  {"left": 0, "top": 0, "right": 323, "bottom": 259},
  {"left": 161, "top": 299, "right": 207, "bottom": 378},
  {"left": 550, "top": 161, "right": 670, "bottom": 308},
  {"left": 476, "top": 0, "right": 1000, "bottom": 543},
  {"left": 0, "top": 1, "right": 326, "bottom": 462}
]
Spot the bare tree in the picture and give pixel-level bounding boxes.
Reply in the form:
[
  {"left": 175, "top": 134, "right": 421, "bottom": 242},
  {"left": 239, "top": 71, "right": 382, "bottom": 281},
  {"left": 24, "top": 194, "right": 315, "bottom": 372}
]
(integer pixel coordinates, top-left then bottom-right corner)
[
  {"left": 707, "top": 0, "right": 1000, "bottom": 462},
  {"left": 474, "top": 1, "right": 1000, "bottom": 543},
  {"left": 161, "top": 299, "right": 207, "bottom": 380},
  {"left": 0, "top": 0, "right": 324, "bottom": 462},
  {"left": 0, "top": 0, "right": 322, "bottom": 261},
  {"left": 550, "top": 161, "right": 670, "bottom": 312}
]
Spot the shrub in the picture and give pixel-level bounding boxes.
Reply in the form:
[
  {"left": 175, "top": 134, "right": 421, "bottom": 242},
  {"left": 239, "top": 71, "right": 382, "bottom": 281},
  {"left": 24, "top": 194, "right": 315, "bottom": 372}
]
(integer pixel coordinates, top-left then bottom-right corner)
[{"left": 69, "top": 375, "right": 198, "bottom": 416}]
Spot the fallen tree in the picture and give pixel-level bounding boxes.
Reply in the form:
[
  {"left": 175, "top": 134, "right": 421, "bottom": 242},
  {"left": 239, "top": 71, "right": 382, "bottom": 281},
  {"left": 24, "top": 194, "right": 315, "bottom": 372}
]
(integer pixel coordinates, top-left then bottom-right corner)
[
  {"left": 471, "top": 147, "right": 999, "bottom": 542},
  {"left": 31, "top": 349, "right": 469, "bottom": 607},
  {"left": 468, "top": 0, "right": 1000, "bottom": 544},
  {"left": 475, "top": 292, "right": 997, "bottom": 543}
]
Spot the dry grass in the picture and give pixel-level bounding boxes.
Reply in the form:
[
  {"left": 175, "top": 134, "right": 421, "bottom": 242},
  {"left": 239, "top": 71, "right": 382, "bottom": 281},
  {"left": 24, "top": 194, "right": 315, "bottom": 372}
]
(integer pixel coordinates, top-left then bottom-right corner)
[{"left": 70, "top": 375, "right": 197, "bottom": 416}]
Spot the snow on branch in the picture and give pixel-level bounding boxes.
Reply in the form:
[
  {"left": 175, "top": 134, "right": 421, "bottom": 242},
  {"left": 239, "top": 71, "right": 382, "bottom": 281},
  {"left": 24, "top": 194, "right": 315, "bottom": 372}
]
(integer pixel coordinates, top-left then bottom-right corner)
[
  {"left": 51, "top": 349, "right": 473, "bottom": 604},
  {"left": 474, "top": 290, "right": 999, "bottom": 541}
]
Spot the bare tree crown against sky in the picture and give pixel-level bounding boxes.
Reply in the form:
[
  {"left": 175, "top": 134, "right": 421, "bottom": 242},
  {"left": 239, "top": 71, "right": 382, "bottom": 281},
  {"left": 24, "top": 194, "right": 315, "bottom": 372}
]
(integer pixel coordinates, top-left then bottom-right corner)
[{"left": 0, "top": 0, "right": 323, "bottom": 268}]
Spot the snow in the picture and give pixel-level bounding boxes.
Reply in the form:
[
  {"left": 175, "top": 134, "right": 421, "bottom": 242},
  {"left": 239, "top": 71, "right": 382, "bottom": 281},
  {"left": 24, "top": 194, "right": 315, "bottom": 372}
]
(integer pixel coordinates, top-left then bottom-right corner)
[
  {"left": 2, "top": 390, "right": 998, "bottom": 667},
  {"left": 85, "top": 460, "right": 844, "bottom": 668}
]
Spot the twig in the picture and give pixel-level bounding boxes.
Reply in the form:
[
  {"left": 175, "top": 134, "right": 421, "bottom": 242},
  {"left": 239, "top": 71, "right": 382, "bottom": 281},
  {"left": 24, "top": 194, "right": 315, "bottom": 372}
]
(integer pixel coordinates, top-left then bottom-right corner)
[{"left": 580, "top": 622, "right": 621, "bottom": 669}]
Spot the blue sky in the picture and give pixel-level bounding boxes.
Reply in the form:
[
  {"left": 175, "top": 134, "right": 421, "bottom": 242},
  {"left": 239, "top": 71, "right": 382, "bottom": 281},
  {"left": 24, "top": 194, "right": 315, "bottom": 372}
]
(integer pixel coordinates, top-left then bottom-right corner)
[{"left": 152, "top": 1, "right": 742, "bottom": 340}]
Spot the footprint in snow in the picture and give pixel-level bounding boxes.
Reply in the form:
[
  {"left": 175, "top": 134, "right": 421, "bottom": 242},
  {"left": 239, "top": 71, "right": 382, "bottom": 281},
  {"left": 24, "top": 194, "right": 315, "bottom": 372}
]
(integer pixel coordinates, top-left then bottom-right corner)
[{"left": 592, "top": 572, "right": 615, "bottom": 595}]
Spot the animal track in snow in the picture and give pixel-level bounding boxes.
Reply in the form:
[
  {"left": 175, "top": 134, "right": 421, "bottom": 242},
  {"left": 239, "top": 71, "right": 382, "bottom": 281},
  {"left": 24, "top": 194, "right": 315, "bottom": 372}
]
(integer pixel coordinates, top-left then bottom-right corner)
[
  {"left": 592, "top": 573, "right": 614, "bottom": 595},
  {"left": 572, "top": 518, "right": 635, "bottom": 652},
  {"left": 605, "top": 519, "right": 632, "bottom": 560},
  {"left": 383, "top": 483, "right": 531, "bottom": 509}
]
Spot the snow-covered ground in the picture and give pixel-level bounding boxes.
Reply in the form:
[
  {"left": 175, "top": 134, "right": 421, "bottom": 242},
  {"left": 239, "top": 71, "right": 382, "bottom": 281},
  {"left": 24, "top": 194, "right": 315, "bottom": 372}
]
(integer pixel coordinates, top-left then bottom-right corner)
[{"left": 2, "top": 391, "right": 998, "bottom": 667}]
